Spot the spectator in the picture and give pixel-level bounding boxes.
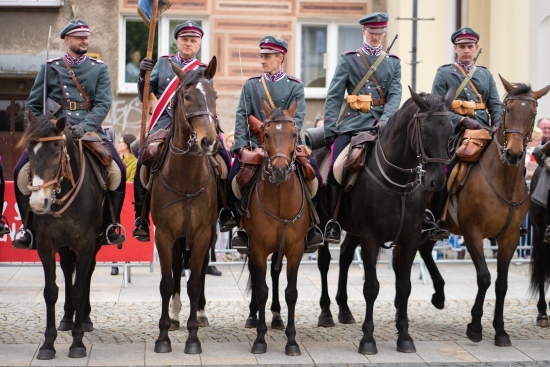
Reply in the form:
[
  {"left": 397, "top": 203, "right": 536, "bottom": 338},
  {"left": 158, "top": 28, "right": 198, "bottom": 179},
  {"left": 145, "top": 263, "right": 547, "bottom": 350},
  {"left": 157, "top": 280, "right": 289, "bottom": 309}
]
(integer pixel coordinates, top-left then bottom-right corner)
[
  {"left": 314, "top": 115, "right": 324, "bottom": 128},
  {"left": 537, "top": 117, "right": 550, "bottom": 144},
  {"left": 526, "top": 127, "right": 543, "bottom": 180},
  {"left": 125, "top": 50, "right": 141, "bottom": 83},
  {"left": 225, "top": 130, "right": 235, "bottom": 152}
]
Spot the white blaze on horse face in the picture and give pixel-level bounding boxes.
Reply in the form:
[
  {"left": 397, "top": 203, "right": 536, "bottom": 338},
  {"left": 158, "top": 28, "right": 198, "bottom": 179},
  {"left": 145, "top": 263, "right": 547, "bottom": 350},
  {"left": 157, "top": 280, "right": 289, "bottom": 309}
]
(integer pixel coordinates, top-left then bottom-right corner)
[
  {"left": 276, "top": 123, "right": 282, "bottom": 130},
  {"left": 196, "top": 81, "right": 213, "bottom": 123},
  {"left": 29, "top": 142, "right": 49, "bottom": 211}
]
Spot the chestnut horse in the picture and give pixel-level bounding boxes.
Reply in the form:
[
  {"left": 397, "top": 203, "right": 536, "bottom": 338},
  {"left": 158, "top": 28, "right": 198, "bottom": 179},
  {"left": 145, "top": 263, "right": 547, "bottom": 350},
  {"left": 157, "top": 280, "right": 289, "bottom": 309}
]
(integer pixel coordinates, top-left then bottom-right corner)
[
  {"left": 418, "top": 77, "right": 550, "bottom": 346},
  {"left": 149, "top": 57, "right": 219, "bottom": 354},
  {"left": 244, "top": 101, "right": 311, "bottom": 356},
  {"left": 17, "top": 114, "right": 103, "bottom": 360}
]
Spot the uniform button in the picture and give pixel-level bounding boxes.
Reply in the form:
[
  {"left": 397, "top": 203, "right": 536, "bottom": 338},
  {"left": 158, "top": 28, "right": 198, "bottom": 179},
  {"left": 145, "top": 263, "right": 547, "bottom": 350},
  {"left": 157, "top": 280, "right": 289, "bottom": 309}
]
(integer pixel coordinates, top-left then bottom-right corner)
[
  {"left": 367, "top": 86, "right": 371, "bottom": 89},
  {"left": 68, "top": 112, "right": 72, "bottom": 115},
  {"left": 79, "top": 93, "right": 82, "bottom": 96},
  {"left": 167, "top": 78, "right": 171, "bottom": 81},
  {"left": 467, "top": 93, "right": 470, "bottom": 95},
  {"left": 56, "top": 62, "right": 59, "bottom": 65},
  {"left": 76, "top": 113, "right": 80, "bottom": 116},
  {"left": 64, "top": 85, "right": 67, "bottom": 89},
  {"left": 464, "top": 87, "right": 468, "bottom": 90},
  {"left": 66, "top": 92, "right": 69, "bottom": 96},
  {"left": 167, "top": 107, "right": 171, "bottom": 110},
  {"left": 91, "top": 62, "right": 95, "bottom": 66}
]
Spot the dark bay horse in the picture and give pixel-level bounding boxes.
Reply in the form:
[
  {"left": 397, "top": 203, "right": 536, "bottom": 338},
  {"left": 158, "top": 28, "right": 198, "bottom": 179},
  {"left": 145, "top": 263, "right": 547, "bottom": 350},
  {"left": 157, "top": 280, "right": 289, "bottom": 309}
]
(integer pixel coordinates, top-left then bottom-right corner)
[
  {"left": 418, "top": 77, "right": 550, "bottom": 346},
  {"left": 17, "top": 114, "right": 103, "bottom": 360},
  {"left": 244, "top": 101, "right": 312, "bottom": 356},
  {"left": 149, "top": 57, "right": 219, "bottom": 354}
]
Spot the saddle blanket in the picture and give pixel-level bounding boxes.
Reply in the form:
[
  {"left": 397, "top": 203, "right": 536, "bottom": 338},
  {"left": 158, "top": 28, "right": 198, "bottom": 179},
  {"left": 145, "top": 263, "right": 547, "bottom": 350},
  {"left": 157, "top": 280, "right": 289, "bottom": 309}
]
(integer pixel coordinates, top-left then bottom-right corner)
[{"left": 532, "top": 168, "right": 550, "bottom": 208}]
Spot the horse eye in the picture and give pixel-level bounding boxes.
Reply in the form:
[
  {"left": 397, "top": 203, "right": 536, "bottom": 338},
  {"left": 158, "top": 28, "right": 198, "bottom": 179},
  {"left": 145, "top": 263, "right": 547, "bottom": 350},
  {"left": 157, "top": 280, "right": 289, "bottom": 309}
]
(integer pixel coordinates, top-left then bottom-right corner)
[
  {"left": 184, "top": 94, "right": 191, "bottom": 101},
  {"left": 264, "top": 133, "right": 270, "bottom": 139},
  {"left": 506, "top": 108, "right": 510, "bottom": 113}
]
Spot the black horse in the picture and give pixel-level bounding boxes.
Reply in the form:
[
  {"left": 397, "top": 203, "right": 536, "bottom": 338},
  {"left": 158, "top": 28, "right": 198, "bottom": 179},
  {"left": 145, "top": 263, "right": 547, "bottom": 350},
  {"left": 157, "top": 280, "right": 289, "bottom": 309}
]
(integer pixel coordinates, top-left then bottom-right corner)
[{"left": 17, "top": 114, "right": 104, "bottom": 360}]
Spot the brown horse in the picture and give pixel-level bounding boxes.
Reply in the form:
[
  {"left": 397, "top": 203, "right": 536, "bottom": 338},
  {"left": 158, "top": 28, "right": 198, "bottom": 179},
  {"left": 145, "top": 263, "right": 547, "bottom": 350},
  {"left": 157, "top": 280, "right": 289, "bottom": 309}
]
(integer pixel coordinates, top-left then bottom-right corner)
[
  {"left": 149, "top": 57, "right": 219, "bottom": 354},
  {"left": 419, "top": 76, "right": 549, "bottom": 346},
  {"left": 244, "top": 101, "right": 311, "bottom": 356}
]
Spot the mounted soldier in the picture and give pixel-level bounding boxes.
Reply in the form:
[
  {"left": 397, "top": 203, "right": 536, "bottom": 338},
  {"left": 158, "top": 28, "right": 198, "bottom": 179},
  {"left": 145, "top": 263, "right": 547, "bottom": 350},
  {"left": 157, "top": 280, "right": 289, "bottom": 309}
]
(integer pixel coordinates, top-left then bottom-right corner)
[{"left": 14, "top": 19, "right": 126, "bottom": 249}]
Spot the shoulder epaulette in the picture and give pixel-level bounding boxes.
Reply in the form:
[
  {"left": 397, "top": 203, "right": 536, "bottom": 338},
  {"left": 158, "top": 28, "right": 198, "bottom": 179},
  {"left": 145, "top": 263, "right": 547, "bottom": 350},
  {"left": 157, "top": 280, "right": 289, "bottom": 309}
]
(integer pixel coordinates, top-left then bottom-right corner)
[
  {"left": 438, "top": 63, "right": 452, "bottom": 69},
  {"left": 477, "top": 65, "right": 487, "bottom": 69},
  {"left": 344, "top": 50, "right": 358, "bottom": 55},
  {"left": 287, "top": 75, "right": 301, "bottom": 83},
  {"left": 88, "top": 57, "right": 104, "bottom": 64},
  {"left": 160, "top": 54, "right": 175, "bottom": 59},
  {"left": 248, "top": 75, "right": 262, "bottom": 81},
  {"left": 47, "top": 57, "right": 61, "bottom": 63},
  {"left": 387, "top": 53, "right": 400, "bottom": 60}
]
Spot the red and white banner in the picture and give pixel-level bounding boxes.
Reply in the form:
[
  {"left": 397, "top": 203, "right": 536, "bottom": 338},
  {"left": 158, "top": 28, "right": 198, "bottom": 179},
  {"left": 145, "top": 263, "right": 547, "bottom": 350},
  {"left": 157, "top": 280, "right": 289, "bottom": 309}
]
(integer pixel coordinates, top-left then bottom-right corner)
[{"left": 0, "top": 181, "right": 154, "bottom": 262}]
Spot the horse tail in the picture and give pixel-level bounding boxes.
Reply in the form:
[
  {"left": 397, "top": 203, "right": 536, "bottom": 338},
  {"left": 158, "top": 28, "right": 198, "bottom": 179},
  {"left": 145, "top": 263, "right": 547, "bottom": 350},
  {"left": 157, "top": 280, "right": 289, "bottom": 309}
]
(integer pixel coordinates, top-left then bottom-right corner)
[{"left": 528, "top": 219, "right": 550, "bottom": 299}]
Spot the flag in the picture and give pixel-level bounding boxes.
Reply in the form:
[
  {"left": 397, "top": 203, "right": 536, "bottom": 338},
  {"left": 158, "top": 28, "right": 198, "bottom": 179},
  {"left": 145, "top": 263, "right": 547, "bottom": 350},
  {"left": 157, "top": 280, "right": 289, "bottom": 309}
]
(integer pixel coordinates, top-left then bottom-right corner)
[{"left": 137, "top": 0, "right": 171, "bottom": 28}]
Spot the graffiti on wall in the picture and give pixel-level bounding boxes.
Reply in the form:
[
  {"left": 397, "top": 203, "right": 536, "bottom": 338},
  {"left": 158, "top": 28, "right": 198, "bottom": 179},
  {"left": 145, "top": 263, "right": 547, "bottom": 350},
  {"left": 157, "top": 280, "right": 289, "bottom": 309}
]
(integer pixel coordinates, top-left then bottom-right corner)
[{"left": 104, "top": 96, "right": 143, "bottom": 134}]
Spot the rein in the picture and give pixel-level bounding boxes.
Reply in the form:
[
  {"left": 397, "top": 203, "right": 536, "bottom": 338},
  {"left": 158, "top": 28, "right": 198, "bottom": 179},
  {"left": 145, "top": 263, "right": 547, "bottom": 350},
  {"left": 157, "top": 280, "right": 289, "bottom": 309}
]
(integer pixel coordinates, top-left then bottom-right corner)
[
  {"left": 497, "top": 95, "right": 537, "bottom": 164},
  {"left": 261, "top": 118, "right": 298, "bottom": 184}
]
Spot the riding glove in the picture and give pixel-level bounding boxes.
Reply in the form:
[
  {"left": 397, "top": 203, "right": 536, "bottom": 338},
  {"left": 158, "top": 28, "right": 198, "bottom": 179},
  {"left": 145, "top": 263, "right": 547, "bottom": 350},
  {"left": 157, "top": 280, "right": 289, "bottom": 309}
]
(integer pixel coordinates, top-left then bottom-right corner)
[
  {"left": 533, "top": 146, "right": 546, "bottom": 165},
  {"left": 459, "top": 117, "right": 484, "bottom": 130},
  {"left": 139, "top": 58, "right": 156, "bottom": 78}
]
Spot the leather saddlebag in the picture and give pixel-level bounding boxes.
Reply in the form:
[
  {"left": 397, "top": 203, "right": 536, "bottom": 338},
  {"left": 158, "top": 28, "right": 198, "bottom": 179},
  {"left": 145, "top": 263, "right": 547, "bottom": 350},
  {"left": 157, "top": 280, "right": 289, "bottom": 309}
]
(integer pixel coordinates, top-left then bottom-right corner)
[
  {"left": 456, "top": 128, "right": 492, "bottom": 163},
  {"left": 236, "top": 147, "right": 265, "bottom": 188},
  {"left": 142, "top": 129, "right": 170, "bottom": 167},
  {"left": 451, "top": 100, "right": 476, "bottom": 117},
  {"left": 81, "top": 131, "right": 113, "bottom": 166},
  {"left": 248, "top": 115, "right": 265, "bottom": 145},
  {"left": 295, "top": 145, "right": 316, "bottom": 180},
  {"left": 344, "top": 132, "right": 376, "bottom": 172}
]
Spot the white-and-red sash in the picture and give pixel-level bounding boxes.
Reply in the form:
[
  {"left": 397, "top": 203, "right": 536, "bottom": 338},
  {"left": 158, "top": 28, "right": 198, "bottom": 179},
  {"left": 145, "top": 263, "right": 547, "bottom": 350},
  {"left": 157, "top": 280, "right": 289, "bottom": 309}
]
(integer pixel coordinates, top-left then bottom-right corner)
[{"left": 147, "top": 59, "right": 201, "bottom": 132}]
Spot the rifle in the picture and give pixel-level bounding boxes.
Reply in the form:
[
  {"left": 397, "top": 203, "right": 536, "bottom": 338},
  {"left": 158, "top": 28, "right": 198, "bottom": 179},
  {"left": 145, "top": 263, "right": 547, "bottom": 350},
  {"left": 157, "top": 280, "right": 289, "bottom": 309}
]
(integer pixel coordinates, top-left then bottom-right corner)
[
  {"left": 473, "top": 48, "right": 482, "bottom": 63},
  {"left": 43, "top": 26, "right": 52, "bottom": 115},
  {"left": 386, "top": 34, "right": 398, "bottom": 53}
]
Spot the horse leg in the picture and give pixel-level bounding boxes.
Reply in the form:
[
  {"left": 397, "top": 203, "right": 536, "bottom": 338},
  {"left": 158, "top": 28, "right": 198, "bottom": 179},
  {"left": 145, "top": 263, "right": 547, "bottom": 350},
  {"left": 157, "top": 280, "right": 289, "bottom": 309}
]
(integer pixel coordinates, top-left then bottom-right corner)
[
  {"left": 197, "top": 247, "right": 210, "bottom": 327},
  {"left": 270, "top": 251, "right": 285, "bottom": 330},
  {"left": 530, "top": 208, "right": 549, "bottom": 327},
  {"left": 67, "top": 245, "right": 95, "bottom": 358},
  {"left": 358, "top": 240, "right": 379, "bottom": 355},
  {"left": 283, "top": 248, "right": 302, "bottom": 356},
  {"left": 317, "top": 240, "right": 335, "bottom": 327},
  {"left": 169, "top": 241, "right": 183, "bottom": 331},
  {"left": 336, "top": 234, "right": 359, "bottom": 324},
  {"left": 155, "top": 235, "right": 175, "bottom": 353},
  {"left": 418, "top": 235, "right": 446, "bottom": 309},
  {"left": 245, "top": 259, "right": 259, "bottom": 328},
  {"left": 81, "top": 244, "right": 99, "bottom": 333},
  {"left": 58, "top": 247, "right": 75, "bottom": 331},
  {"left": 36, "top": 249, "right": 59, "bottom": 360},
  {"left": 250, "top": 253, "right": 269, "bottom": 354},
  {"left": 393, "top": 244, "right": 417, "bottom": 353}
]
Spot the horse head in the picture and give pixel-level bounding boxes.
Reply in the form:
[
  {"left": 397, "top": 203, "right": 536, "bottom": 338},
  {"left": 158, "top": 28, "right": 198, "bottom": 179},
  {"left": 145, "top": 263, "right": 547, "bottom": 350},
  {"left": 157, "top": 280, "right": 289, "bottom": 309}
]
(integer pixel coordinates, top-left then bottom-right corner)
[
  {"left": 261, "top": 99, "right": 298, "bottom": 184},
  {"left": 498, "top": 75, "right": 550, "bottom": 166},
  {"left": 18, "top": 112, "right": 68, "bottom": 214},
  {"left": 171, "top": 56, "right": 219, "bottom": 155},
  {"left": 408, "top": 86, "right": 455, "bottom": 191}
]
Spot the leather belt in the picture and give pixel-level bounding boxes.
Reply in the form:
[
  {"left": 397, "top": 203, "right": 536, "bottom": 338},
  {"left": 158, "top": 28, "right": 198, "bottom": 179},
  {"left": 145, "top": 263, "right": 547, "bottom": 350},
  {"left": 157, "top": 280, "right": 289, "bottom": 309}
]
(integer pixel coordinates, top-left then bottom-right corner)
[
  {"left": 372, "top": 98, "right": 386, "bottom": 106},
  {"left": 475, "top": 102, "right": 487, "bottom": 110},
  {"left": 61, "top": 101, "right": 92, "bottom": 111}
]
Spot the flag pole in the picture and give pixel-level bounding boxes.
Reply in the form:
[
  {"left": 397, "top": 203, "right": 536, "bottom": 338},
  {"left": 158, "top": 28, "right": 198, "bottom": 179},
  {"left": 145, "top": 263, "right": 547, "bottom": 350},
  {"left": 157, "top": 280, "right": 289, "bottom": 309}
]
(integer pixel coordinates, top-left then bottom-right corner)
[{"left": 139, "top": 0, "right": 159, "bottom": 146}]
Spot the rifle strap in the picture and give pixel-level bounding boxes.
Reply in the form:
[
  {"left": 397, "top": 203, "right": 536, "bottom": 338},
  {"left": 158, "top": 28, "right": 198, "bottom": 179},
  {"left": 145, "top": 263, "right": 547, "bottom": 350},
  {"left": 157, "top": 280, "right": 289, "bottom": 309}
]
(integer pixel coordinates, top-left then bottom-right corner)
[
  {"left": 260, "top": 75, "right": 276, "bottom": 109},
  {"left": 358, "top": 51, "right": 384, "bottom": 100},
  {"left": 454, "top": 63, "right": 482, "bottom": 102},
  {"left": 62, "top": 57, "right": 92, "bottom": 105}
]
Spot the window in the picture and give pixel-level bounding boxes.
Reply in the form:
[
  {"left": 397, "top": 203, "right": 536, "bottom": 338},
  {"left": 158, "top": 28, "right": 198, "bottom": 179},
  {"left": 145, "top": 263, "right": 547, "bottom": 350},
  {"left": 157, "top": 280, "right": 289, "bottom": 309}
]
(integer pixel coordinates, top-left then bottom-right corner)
[
  {"left": 0, "top": 0, "right": 63, "bottom": 7},
  {"left": 0, "top": 98, "right": 26, "bottom": 132},
  {"left": 119, "top": 16, "right": 209, "bottom": 94},
  {"left": 297, "top": 23, "right": 363, "bottom": 98}
]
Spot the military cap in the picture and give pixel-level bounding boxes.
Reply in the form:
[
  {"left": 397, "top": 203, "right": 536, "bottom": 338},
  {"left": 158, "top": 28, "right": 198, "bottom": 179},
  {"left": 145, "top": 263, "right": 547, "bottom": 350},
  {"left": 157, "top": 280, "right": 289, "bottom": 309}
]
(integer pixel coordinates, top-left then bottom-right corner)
[
  {"left": 173, "top": 21, "right": 204, "bottom": 39},
  {"left": 60, "top": 19, "right": 91, "bottom": 39},
  {"left": 359, "top": 12, "right": 389, "bottom": 34},
  {"left": 259, "top": 35, "right": 288, "bottom": 54},
  {"left": 451, "top": 27, "right": 480, "bottom": 44}
]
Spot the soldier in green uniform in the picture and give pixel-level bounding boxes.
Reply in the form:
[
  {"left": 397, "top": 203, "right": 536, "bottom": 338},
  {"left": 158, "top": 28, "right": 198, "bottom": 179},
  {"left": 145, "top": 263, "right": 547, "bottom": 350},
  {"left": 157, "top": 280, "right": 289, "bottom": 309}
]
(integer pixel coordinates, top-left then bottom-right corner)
[
  {"left": 226, "top": 35, "right": 323, "bottom": 253},
  {"left": 133, "top": 21, "right": 234, "bottom": 241},
  {"left": 323, "top": 12, "right": 402, "bottom": 243},
  {"left": 14, "top": 19, "right": 126, "bottom": 249},
  {"left": 425, "top": 27, "right": 501, "bottom": 239}
]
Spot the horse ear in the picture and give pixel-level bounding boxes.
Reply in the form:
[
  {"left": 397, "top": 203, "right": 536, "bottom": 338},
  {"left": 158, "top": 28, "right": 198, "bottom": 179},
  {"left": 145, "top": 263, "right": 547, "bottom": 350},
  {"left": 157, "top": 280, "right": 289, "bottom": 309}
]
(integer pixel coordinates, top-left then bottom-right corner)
[
  {"left": 408, "top": 86, "right": 428, "bottom": 111},
  {"left": 533, "top": 85, "right": 550, "bottom": 100},
  {"left": 499, "top": 74, "right": 515, "bottom": 93},
  {"left": 261, "top": 99, "right": 272, "bottom": 117},
  {"left": 55, "top": 117, "right": 66, "bottom": 133},
  {"left": 287, "top": 99, "right": 298, "bottom": 117},
  {"left": 444, "top": 85, "right": 456, "bottom": 109},
  {"left": 170, "top": 58, "right": 187, "bottom": 81},
  {"left": 204, "top": 56, "right": 217, "bottom": 80}
]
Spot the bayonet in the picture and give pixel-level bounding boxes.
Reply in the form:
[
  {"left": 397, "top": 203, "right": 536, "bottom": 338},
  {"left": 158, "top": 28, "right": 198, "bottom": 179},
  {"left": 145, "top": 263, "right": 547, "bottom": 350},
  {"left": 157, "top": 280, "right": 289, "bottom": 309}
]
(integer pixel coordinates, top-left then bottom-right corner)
[{"left": 43, "top": 25, "right": 52, "bottom": 115}]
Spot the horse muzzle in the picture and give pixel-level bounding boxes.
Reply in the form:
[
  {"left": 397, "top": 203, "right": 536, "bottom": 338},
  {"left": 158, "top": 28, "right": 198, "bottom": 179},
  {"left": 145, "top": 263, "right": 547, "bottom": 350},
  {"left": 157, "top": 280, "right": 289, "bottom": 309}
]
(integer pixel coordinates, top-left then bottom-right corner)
[
  {"left": 503, "top": 148, "right": 524, "bottom": 166},
  {"left": 200, "top": 137, "right": 218, "bottom": 156},
  {"left": 422, "top": 166, "right": 446, "bottom": 192},
  {"left": 29, "top": 191, "right": 52, "bottom": 214}
]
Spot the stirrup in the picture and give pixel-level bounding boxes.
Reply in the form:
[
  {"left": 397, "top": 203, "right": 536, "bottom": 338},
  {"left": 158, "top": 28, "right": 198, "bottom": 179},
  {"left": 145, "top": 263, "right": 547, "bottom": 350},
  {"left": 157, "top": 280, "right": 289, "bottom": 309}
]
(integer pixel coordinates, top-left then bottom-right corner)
[
  {"left": 305, "top": 226, "right": 324, "bottom": 253},
  {"left": 13, "top": 228, "right": 34, "bottom": 249},
  {"left": 102, "top": 223, "right": 126, "bottom": 246},
  {"left": 421, "top": 210, "right": 438, "bottom": 233},
  {"left": 218, "top": 207, "right": 237, "bottom": 232},
  {"left": 231, "top": 229, "right": 249, "bottom": 255},
  {"left": 133, "top": 217, "right": 150, "bottom": 242},
  {"left": 429, "top": 221, "right": 450, "bottom": 240},
  {"left": 324, "top": 219, "right": 341, "bottom": 244},
  {"left": 0, "top": 215, "right": 10, "bottom": 236}
]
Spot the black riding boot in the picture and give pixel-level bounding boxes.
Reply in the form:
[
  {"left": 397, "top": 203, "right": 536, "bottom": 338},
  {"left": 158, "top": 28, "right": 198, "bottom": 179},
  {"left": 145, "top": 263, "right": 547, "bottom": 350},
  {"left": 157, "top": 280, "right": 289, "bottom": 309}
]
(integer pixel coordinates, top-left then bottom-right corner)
[
  {"left": 545, "top": 189, "right": 550, "bottom": 243},
  {"left": 13, "top": 195, "right": 35, "bottom": 249},
  {"left": 429, "top": 190, "right": 450, "bottom": 240},
  {"left": 133, "top": 186, "right": 150, "bottom": 242},
  {"left": 230, "top": 201, "right": 249, "bottom": 255},
  {"left": 0, "top": 215, "right": 9, "bottom": 236},
  {"left": 218, "top": 179, "right": 237, "bottom": 232},
  {"left": 100, "top": 190, "right": 126, "bottom": 246},
  {"left": 324, "top": 183, "right": 342, "bottom": 244}
]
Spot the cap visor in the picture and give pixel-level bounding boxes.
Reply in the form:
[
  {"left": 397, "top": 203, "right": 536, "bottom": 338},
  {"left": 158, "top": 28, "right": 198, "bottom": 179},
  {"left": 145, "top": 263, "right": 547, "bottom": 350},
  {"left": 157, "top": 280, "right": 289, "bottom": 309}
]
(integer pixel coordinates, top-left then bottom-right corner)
[
  {"left": 67, "top": 30, "right": 91, "bottom": 37},
  {"left": 260, "top": 49, "right": 281, "bottom": 54},
  {"left": 177, "top": 31, "right": 202, "bottom": 38},
  {"left": 454, "top": 38, "right": 477, "bottom": 44},
  {"left": 366, "top": 27, "right": 386, "bottom": 34}
]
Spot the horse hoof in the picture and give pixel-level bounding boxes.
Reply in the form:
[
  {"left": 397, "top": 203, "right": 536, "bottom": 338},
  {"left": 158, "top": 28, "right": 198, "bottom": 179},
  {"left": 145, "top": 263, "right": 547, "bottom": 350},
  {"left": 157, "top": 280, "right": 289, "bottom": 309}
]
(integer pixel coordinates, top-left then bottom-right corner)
[
  {"left": 82, "top": 321, "right": 94, "bottom": 332},
  {"left": 198, "top": 316, "right": 209, "bottom": 328},
  {"left": 184, "top": 341, "right": 202, "bottom": 354},
  {"left": 245, "top": 316, "right": 258, "bottom": 328},
  {"left": 169, "top": 319, "right": 180, "bottom": 331},
  {"left": 397, "top": 339, "right": 416, "bottom": 353},
  {"left": 58, "top": 320, "right": 74, "bottom": 331},
  {"left": 466, "top": 324, "right": 482, "bottom": 343},
  {"left": 36, "top": 349, "right": 56, "bottom": 360},
  {"left": 68, "top": 346, "right": 87, "bottom": 358},
  {"left": 495, "top": 334, "right": 512, "bottom": 347},
  {"left": 285, "top": 344, "right": 301, "bottom": 356},
  {"left": 317, "top": 312, "right": 335, "bottom": 327},
  {"left": 431, "top": 294, "right": 445, "bottom": 310},
  {"left": 338, "top": 310, "right": 356, "bottom": 324},
  {"left": 154, "top": 340, "right": 172, "bottom": 353},
  {"left": 537, "top": 316, "right": 549, "bottom": 328},
  {"left": 271, "top": 316, "right": 285, "bottom": 330},
  {"left": 358, "top": 340, "right": 377, "bottom": 355},
  {"left": 251, "top": 342, "right": 267, "bottom": 354}
]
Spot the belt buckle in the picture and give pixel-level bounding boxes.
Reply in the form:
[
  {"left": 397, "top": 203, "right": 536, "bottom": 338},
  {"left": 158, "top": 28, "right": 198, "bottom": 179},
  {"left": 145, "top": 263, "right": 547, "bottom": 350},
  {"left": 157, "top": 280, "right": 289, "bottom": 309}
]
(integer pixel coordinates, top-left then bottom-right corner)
[{"left": 69, "top": 101, "right": 77, "bottom": 111}]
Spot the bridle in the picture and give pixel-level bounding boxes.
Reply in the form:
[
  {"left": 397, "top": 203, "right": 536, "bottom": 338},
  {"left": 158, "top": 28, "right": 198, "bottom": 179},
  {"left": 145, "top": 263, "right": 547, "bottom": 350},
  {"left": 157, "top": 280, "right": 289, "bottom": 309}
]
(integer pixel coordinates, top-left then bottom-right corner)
[
  {"left": 495, "top": 95, "right": 537, "bottom": 164},
  {"left": 261, "top": 114, "right": 298, "bottom": 184}
]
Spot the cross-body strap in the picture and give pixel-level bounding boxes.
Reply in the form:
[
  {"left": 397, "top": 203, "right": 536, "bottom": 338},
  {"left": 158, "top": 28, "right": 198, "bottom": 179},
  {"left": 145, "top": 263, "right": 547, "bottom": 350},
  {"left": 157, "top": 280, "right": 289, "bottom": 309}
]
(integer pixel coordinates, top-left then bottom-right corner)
[
  {"left": 358, "top": 50, "right": 384, "bottom": 100},
  {"left": 454, "top": 63, "right": 482, "bottom": 102},
  {"left": 336, "top": 50, "right": 387, "bottom": 125},
  {"left": 260, "top": 75, "right": 276, "bottom": 109},
  {"left": 62, "top": 57, "right": 91, "bottom": 105}
]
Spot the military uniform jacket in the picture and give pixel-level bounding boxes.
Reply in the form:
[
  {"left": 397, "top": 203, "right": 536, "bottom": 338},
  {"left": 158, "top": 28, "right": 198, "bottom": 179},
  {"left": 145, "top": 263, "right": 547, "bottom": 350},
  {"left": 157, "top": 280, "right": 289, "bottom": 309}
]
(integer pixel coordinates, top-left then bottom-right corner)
[
  {"left": 26, "top": 56, "right": 111, "bottom": 139},
  {"left": 431, "top": 63, "right": 502, "bottom": 129},
  {"left": 233, "top": 74, "right": 305, "bottom": 152},
  {"left": 324, "top": 50, "right": 402, "bottom": 139},
  {"left": 138, "top": 55, "right": 207, "bottom": 134}
]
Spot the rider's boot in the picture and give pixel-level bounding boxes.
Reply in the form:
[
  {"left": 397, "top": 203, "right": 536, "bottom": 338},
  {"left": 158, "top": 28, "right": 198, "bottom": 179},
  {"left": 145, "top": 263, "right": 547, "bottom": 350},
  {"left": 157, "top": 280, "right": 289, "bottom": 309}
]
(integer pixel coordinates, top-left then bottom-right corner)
[
  {"left": 305, "top": 225, "right": 324, "bottom": 253},
  {"left": 324, "top": 183, "right": 342, "bottom": 244},
  {"left": 429, "top": 190, "right": 450, "bottom": 240},
  {"left": 0, "top": 215, "right": 9, "bottom": 236},
  {"left": 545, "top": 189, "right": 550, "bottom": 243},
  {"left": 12, "top": 195, "right": 36, "bottom": 249},
  {"left": 100, "top": 190, "right": 126, "bottom": 246},
  {"left": 218, "top": 179, "right": 237, "bottom": 232},
  {"left": 230, "top": 201, "right": 249, "bottom": 255},
  {"left": 133, "top": 185, "right": 150, "bottom": 242}
]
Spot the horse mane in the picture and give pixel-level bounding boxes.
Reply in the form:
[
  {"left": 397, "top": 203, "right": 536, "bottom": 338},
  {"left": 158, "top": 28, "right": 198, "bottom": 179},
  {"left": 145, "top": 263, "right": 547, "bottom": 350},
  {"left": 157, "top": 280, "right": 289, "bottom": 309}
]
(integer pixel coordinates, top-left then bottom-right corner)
[
  {"left": 182, "top": 69, "right": 207, "bottom": 87},
  {"left": 18, "top": 113, "right": 57, "bottom": 148},
  {"left": 503, "top": 83, "right": 531, "bottom": 99},
  {"left": 267, "top": 107, "right": 285, "bottom": 120}
]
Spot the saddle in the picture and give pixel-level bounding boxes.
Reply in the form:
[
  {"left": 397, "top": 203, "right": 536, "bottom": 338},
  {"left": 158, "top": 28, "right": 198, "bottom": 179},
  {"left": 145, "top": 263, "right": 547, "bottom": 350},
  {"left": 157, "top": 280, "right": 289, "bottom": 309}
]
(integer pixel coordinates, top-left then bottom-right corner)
[
  {"left": 333, "top": 131, "right": 376, "bottom": 192},
  {"left": 142, "top": 128, "right": 170, "bottom": 167},
  {"left": 236, "top": 147, "right": 265, "bottom": 188}
]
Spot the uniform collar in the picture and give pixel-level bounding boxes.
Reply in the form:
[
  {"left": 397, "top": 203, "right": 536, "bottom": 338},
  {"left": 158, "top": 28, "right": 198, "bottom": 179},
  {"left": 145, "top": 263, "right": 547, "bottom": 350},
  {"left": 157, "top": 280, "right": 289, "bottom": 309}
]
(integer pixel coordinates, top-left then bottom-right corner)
[
  {"left": 456, "top": 59, "right": 475, "bottom": 73},
  {"left": 362, "top": 42, "right": 382, "bottom": 57},
  {"left": 175, "top": 53, "right": 196, "bottom": 66},
  {"left": 264, "top": 69, "right": 285, "bottom": 82},
  {"left": 64, "top": 52, "right": 87, "bottom": 65}
]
